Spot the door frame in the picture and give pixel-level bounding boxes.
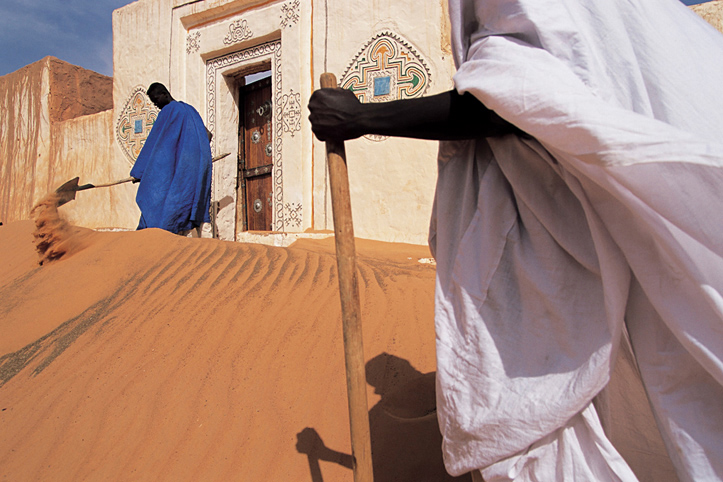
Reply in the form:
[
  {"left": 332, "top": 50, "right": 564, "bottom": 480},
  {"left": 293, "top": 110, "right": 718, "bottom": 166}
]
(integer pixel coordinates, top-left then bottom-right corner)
[{"left": 205, "top": 40, "right": 285, "bottom": 239}]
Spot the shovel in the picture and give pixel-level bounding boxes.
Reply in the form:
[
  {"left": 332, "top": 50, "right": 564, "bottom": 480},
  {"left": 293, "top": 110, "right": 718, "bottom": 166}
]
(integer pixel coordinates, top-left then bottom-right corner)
[
  {"left": 54, "top": 176, "right": 134, "bottom": 207},
  {"left": 55, "top": 152, "right": 231, "bottom": 207}
]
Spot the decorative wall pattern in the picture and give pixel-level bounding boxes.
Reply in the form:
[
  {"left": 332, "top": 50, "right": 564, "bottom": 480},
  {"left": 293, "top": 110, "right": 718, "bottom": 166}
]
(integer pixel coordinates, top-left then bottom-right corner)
[
  {"left": 272, "top": 48, "right": 285, "bottom": 230},
  {"left": 281, "top": 89, "right": 302, "bottom": 137},
  {"left": 340, "top": 31, "right": 431, "bottom": 140},
  {"left": 186, "top": 31, "right": 201, "bottom": 54},
  {"left": 206, "top": 41, "right": 288, "bottom": 231},
  {"left": 223, "top": 19, "right": 253, "bottom": 45},
  {"left": 284, "top": 202, "right": 302, "bottom": 228},
  {"left": 116, "top": 86, "right": 159, "bottom": 163},
  {"left": 280, "top": 0, "right": 300, "bottom": 28}
]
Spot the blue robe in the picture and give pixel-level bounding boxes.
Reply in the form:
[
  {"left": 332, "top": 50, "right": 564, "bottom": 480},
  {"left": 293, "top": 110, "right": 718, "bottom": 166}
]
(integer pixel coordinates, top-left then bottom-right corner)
[{"left": 130, "top": 101, "right": 212, "bottom": 234}]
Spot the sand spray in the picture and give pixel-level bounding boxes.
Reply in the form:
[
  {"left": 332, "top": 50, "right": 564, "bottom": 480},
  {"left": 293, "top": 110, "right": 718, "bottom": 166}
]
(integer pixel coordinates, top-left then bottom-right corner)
[{"left": 30, "top": 194, "right": 89, "bottom": 265}]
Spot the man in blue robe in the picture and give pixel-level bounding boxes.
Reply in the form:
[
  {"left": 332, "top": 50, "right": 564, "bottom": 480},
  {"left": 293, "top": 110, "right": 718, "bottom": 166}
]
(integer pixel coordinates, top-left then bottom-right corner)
[{"left": 130, "top": 83, "right": 213, "bottom": 235}]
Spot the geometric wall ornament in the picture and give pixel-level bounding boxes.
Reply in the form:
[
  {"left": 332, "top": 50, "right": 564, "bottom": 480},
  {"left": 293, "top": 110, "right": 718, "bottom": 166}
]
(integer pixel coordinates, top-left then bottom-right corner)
[
  {"left": 340, "top": 31, "right": 432, "bottom": 141},
  {"left": 280, "top": 0, "right": 300, "bottom": 29},
  {"left": 281, "top": 89, "right": 302, "bottom": 137},
  {"left": 224, "top": 19, "right": 253, "bottom": 45},
  {"left": 284, "top": 202, "right": 302, "bottom": 228},
  {"left": 116, "top": 86, "right": 160, "bottom": 163},
  {"left": 186, "top": 31, "right": 201, "bottom": 54}
]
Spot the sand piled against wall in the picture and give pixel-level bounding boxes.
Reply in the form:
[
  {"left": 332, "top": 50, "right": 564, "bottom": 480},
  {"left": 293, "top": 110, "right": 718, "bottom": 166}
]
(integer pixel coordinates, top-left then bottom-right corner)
[{"left": 0, "top": 220, "right": 464, "bottom": 481}]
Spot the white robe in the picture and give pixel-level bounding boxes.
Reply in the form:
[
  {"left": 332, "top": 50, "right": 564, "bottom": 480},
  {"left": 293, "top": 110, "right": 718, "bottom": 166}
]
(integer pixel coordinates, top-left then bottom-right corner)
[{"left": 430, "top": 0, "right": 723, "bottom": 480}]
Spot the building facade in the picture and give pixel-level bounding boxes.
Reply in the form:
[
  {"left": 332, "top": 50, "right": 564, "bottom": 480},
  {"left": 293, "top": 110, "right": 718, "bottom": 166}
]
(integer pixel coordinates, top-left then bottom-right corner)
[
  {"left": 111, "top": 0, "right": 455, "bottom": 245},
  {"left": 2, "top": 0, "right": 722, "bottom": 245}
]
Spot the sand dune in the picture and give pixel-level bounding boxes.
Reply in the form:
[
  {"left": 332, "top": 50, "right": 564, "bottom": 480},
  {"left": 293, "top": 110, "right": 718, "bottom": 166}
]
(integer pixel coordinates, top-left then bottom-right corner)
[{"left": 0, "top": 219, "right": 469, "bottom": 481}]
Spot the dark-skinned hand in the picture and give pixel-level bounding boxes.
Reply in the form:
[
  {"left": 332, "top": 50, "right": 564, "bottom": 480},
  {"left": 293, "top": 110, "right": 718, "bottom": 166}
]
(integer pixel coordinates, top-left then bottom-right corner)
[{"left": 308, "top": 88, "right": 366, "bottom": 141}]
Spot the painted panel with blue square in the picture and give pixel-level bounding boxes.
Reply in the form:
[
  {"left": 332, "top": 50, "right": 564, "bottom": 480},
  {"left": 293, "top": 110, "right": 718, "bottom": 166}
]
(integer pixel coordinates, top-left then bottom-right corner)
[
  {"left": 374, "top": 76, "right": 391, "bottom": 97},
  {"left": 134, "top": 119, "right": 144, "bottom": 134}
]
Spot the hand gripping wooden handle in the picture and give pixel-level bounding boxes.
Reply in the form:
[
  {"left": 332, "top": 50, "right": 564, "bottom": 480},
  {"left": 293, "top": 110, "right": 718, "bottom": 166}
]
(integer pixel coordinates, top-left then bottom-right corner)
[{"left": 320, "top": 72, "right": 374, "bottom": 482}]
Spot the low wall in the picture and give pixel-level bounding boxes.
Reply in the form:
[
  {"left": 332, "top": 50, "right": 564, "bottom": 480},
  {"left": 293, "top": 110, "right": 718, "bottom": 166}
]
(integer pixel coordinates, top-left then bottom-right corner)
[
  {"left": 0, "top": 59, "right": 51, "bottom": 222},
  {"left": 0, "top": 57, "right": 137, "bottom": 227}
]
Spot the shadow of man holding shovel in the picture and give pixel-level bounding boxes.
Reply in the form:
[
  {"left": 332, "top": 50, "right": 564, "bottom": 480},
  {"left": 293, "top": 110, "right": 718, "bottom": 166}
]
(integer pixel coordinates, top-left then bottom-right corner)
[{"left": 296, "top": 354, "right": 472, "bottom": 482}]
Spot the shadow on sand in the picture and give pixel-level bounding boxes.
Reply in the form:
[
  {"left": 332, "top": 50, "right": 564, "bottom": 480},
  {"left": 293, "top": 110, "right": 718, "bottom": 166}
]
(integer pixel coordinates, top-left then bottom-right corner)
[{"left": 296, "top": 353, "right": 472, "bottom": 482}]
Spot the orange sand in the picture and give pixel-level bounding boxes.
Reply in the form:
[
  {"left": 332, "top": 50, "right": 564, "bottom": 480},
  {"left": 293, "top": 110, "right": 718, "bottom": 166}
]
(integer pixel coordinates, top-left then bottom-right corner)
[{"left": 0, "top": 219, "right": 467, "bottom": 481}]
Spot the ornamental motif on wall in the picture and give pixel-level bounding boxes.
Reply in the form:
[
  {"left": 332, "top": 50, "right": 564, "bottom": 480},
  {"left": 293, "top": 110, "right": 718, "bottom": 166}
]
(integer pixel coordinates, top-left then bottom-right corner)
[
  {"left": 340, "top": 31, "right": 431, "bottom": 141},
  {"left": 280, "top": 0, "right": 300, "bottom": 28},
  {"left": 224, "top": 19, "right": 253, "bottom": 45},
  {"left": 284, "top": 203, "right": 302, "bottom": 228},
  {"left": 281, "top": 89, "right": 302, "bottom": 137},
  {"left": 116, "top": 86, "right": 159, "bottom": 163},
  {"left": 186, "top": 31, "right": 201, "bottom": 54}
]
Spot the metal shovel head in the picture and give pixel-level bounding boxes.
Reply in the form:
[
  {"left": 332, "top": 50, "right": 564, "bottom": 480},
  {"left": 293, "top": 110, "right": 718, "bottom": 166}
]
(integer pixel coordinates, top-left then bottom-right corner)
[{"left": 55, "top": 177, "right": 80, "bottom": 207}]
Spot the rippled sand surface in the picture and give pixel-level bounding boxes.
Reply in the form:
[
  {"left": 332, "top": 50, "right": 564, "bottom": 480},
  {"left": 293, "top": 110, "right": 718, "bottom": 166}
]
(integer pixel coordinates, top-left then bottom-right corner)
[{"left": 0, "top": 220, "right": 469, "bottom": 481}]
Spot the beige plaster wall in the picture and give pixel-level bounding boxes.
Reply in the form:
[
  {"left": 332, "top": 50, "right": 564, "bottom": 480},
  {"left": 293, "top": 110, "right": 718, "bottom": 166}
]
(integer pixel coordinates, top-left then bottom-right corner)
[
  {"left": 50, "top": 111, "right": 140, "bottom": 229},
  {"left": 112, "top": 0, "right": 175, "bottom": 106},
  {"left": 0, "top": 59, "right": 50, "bottom": 222}
]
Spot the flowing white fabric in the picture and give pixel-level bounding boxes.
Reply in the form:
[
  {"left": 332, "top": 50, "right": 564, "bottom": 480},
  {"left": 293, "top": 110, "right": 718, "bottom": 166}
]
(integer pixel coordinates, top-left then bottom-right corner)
[{"left": 430, "top": 0, "right": 723, "bottom": 480}]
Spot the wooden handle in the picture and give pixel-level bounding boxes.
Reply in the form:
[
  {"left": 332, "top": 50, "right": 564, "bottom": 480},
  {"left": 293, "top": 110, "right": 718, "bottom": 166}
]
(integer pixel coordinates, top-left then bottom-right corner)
[
  {"left": 89, "top": 177, "right": 136, "bottom": 189},
  {"left": 212, "top": 152, "right": 231, "bottom": 163},
  {"left": 321, "top": 72, "right": 374, "bottom": 482},
  {"left": 76, "top": 153, "right": 229, "bottom": 192}
]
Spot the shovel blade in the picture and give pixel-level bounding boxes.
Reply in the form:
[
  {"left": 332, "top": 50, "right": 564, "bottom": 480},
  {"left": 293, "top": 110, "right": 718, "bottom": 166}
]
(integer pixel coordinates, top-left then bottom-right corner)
[{"left": 55, "top": 177, "right": 80, "bottom": 207}]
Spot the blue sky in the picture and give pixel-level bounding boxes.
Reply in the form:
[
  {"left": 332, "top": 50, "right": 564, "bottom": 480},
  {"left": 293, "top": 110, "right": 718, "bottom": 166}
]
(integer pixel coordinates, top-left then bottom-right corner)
[
  {"left": 0, "top": 0, "right": 135, "bottom": 77},
  {"left": 0, "top": 0, "right": 716, "bottom": 77}
]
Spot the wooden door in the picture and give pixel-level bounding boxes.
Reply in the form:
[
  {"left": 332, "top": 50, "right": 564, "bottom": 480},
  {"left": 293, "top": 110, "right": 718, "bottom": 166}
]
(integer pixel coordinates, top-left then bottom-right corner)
[{"left": 237, "top": 78, "right": 273, "bottom": 233}]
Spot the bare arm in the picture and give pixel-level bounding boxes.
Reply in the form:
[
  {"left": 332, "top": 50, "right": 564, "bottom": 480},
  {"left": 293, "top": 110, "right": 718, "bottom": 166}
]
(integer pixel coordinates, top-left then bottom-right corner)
[{"left": 308, "top": 88, "right": 521, "bottom": 141}]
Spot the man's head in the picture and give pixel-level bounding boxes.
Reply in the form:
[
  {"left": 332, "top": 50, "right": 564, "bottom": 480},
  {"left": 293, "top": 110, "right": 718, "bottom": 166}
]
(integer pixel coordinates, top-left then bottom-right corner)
[{"left": 147, "top": 83, "right": 174, "bottom": 109}]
